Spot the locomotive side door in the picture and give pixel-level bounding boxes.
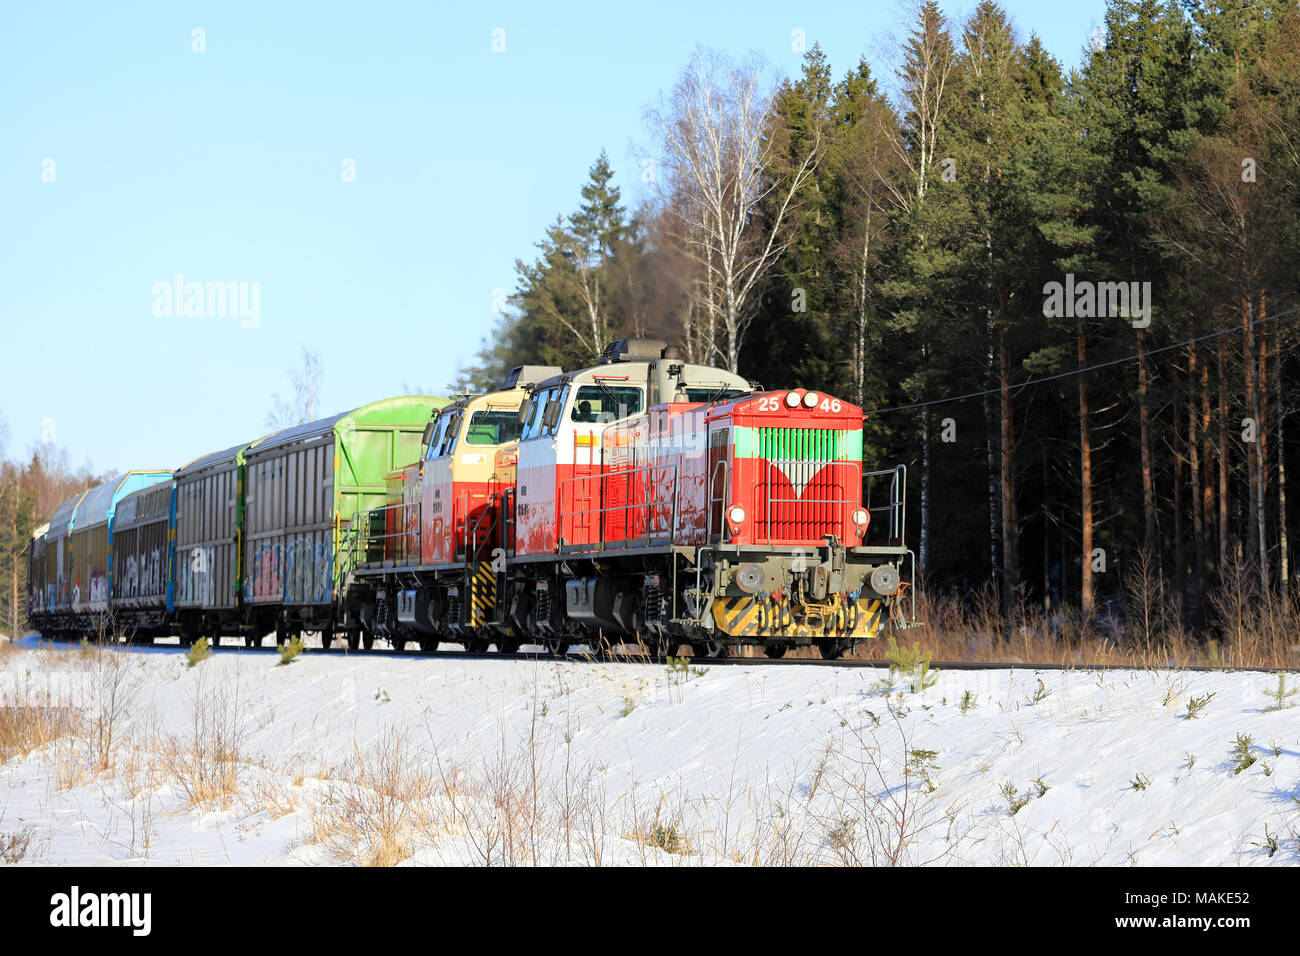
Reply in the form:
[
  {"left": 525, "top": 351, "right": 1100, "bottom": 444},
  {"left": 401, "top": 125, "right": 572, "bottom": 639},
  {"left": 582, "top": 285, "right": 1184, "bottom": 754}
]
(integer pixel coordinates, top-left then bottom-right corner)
[{"left": 515, "top": 385, "right": 566, "bottom": 555}]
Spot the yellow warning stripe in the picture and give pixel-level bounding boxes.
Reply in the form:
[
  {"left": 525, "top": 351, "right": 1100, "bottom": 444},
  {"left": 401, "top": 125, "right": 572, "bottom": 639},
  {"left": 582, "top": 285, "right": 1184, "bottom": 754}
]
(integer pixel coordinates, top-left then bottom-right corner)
[
  {"left": 470, "top": 562, "right": 497, "bottom": 627},
  {"left": 712, "top": 596, "right": 886, "bottom": 639}
]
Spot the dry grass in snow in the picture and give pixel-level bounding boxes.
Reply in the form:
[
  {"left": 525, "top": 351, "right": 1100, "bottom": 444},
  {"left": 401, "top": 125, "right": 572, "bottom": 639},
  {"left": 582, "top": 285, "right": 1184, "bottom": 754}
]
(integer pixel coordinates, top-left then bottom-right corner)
[{"left": 0, "top": 635, "right": 1297, "bottom": 866}]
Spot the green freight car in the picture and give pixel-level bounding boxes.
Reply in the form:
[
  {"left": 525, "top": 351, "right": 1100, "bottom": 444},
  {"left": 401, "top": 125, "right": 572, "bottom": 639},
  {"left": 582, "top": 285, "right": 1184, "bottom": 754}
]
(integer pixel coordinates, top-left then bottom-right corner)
[{"left": 241, "top": 395, "right": 448, "bottom": 642}]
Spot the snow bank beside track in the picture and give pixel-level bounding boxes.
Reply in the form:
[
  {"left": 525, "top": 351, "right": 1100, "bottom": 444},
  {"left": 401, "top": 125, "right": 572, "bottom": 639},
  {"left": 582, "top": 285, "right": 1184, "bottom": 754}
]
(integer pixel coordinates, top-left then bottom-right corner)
[{"left": 1, "top": 640, "right": 1296, "bottom": 866}]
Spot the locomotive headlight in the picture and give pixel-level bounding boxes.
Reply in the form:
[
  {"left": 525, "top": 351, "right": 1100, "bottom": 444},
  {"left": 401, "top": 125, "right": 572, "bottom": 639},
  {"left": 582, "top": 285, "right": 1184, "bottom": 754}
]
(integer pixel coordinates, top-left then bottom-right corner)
[
  {"left": 803, "top": 391, "right": 819, "bottom": 408},
  {"left": 728, "top": 506, "right": 746, "bottom": 525},
  {"left": 852, "top": 509, "right": 868, "bottom": 526},
  {"left": 784, "top": 391, "right": 801, "bottom": 408}
]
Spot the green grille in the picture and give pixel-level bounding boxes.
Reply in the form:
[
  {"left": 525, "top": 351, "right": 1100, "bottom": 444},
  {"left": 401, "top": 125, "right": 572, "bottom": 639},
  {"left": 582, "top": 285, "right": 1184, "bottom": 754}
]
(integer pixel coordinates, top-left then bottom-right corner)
[{"left": 757, "top": 427, "right": 858, "bottom": 461}]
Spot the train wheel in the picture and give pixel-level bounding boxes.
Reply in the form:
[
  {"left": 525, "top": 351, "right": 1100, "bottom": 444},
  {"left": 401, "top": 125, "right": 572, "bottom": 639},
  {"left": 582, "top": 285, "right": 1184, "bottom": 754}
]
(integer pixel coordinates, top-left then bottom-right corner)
[
  {"left": 462, "top": 637, "right": 488, "bottom": 654},
  {"left": 345, "top": 630, "right": 360, "bottom": 651},
  {"left": 246, "top": 634, "right": 260, "bottom": 648},
  {"left": 817, "top": 639, "right": 848, "bottom": 660},
  {"left": 361, "top": 630, "right": 374, "bottom": 651},
  {"left": 546, "top": 638, "right": 569, "bottom": 657},
  {"left": 392, "top": 637, "right": 407, "bottom": 653},
  {"left": 763, "top": 643, "right": 789, "bottom": 659},
  {"left": 495, "top": 635, "right": 521, "bottom": 654},
  {"left": 418, "top": 636, "right": 439, "bottom": 653}
]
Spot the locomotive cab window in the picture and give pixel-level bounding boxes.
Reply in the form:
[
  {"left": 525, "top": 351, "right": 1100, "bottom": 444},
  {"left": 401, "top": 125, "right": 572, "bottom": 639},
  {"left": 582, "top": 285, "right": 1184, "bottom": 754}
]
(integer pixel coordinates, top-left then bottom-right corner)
[
  {"left": 425, "top": 412, "right": 455, "bottom": 460},
  {"left": 570, "top": 385, "right": 642, "bottom": 423},
  {"left": 521, "top": 387, "right": 556, "bottom": 441},
  {"left": 542, "top": 385, "right": 570, "bottom": 436},
  {"left": 465, "top": 409, "right": 524, "bottom": 445},
  {"left": 428, "top": 410, "right": 462, "bottom": 458}
]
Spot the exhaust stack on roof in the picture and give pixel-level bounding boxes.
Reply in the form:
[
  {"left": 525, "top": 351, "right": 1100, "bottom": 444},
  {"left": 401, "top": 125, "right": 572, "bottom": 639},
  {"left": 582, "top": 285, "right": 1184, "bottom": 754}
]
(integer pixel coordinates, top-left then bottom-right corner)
[
  {"left": 502, "top": 365, "right": 563, "bottom": 388},
  {"left": 598, "top": 338, "right": 670, "bottom": 365}
]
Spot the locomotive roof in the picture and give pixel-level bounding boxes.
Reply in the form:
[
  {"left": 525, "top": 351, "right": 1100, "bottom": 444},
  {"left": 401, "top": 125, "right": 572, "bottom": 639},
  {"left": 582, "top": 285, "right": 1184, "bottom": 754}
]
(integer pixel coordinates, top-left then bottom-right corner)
[
  {"left": 440, "top": 385, "right": 526, "bottom": 414},
  {"left": 527, "top": 360, "right": 749, "bottom": 392}
]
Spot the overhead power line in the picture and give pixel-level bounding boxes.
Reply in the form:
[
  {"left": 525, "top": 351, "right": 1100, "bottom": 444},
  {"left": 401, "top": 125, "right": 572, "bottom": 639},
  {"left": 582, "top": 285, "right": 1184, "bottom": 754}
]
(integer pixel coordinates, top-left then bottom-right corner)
[{"left": 862, "top": 302, "right": 1300, "bottom": 417}]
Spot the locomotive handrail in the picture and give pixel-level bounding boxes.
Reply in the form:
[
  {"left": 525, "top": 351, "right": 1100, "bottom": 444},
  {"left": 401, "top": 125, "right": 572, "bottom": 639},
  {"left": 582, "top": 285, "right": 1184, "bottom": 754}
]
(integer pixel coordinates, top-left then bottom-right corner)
[
  {"left": 500, "top": 487, "right": 516, "bottom": 554},
  {"left": 558, "top": 462, "right": 678, "bottom": 553},
  {"left": 465, "top": 491, "right": 504, "bottom": 565},
  {"left": 862, "top": 464, "right": 907, "bottom": 547},
  {"left": 706, "top": 458, "right": 729, "bottom": 544},
  {"left": 342, "top": 501, "right": 422, "bottom": 572},
  {"left": 455, "top": 491, "right": 469, "bottom": 553}
]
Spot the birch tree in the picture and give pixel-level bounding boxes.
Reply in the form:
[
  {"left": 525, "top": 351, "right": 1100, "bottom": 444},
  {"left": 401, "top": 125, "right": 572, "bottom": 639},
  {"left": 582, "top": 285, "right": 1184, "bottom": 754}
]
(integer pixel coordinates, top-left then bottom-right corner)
[{"left": 647, "top": 49, "right": 821, "bottom": 372}]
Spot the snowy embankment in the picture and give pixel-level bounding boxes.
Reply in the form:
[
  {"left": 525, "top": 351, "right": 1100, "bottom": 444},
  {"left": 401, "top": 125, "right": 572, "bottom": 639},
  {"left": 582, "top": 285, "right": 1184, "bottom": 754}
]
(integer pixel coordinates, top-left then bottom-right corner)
[{"left": 0, "top": 636, "right": 1296, "bottom": 866}]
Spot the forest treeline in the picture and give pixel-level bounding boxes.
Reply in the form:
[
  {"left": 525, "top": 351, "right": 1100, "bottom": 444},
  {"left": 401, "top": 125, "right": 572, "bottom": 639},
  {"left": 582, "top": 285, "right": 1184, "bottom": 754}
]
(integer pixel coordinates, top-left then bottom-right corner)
[
  {"left": 0, "top": 444, "right": 104, "bottom": 638},
  {"left": 454, "top": 0, "right": 1300, "bottom": 637}
]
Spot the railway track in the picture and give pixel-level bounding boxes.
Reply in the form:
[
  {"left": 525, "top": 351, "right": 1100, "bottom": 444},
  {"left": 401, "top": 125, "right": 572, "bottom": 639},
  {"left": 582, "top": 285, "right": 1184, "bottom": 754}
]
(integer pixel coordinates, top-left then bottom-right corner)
[{"left": 31, "top": 634, "right": 1298, "bottom": 674}]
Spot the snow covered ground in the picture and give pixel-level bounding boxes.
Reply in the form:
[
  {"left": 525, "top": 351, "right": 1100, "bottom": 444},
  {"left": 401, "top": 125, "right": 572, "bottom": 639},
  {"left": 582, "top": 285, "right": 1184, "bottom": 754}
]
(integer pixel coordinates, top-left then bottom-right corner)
[{"left": 1, "top": 634, "right": 1296, "bottom": 866}]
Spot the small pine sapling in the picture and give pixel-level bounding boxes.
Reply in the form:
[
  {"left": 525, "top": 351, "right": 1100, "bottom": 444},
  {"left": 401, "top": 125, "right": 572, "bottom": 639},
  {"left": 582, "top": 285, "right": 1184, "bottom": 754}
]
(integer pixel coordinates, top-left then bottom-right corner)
[
  {"left": 884, "top": 636, "right": 938, "bottom": 692},
  {"left": 1184, "top": 691, "right": 1215, "bottom": 719},
  {"left": 1250, "top": 824, "right": 1279, "bottom": 858},
  {"left": 999, "top": 781, "right": 1030, "bottom": 816},
  {"left": 905, "top": 749, "right": 941, "bottom": 793},
  {"left": 1263, "top": 673, "right": 1298, "bottom": 712},
  {"left": 186, "top": 637, "right": 213, "bottom": 669},
  {"left": 1230, "top": 733, "right": 1256, "bottom": 775},
  {"left": 277, "top": 636, "right": 305, "bottom": 666}
]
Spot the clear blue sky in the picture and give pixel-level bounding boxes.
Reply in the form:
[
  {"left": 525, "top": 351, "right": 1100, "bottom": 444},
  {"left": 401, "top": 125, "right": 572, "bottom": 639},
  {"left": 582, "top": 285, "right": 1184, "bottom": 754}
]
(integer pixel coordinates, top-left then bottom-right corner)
[{"left": 0, "top": 0, "right": 1107, "bottom": 475}]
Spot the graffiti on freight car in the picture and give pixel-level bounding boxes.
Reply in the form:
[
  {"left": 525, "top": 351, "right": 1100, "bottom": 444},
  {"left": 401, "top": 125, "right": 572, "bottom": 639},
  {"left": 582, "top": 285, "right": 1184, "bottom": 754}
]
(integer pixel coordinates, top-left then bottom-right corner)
[
  {"left": 123, "top": 554, "right": 138, "bottom": 597},
  {"left": 248, "top": 537, "right": 333, "bottom": 605},
  {"left": 250, "top": 543, "right": 282, "bottom": 603},
  {"left": 177, "top": 546, "right": 215, "bottom": 605},
  {"left": 146, "top": 548, "right": 161, "bottom": 596},
  {"left": 88, "top": 571, "right": 107, "bottom": 606},
  {"left": 123, "top": 549, "right": 163, "bottom": 600},
  {"left": 285, "top": 540, "right": 332, "bottom": 605}
]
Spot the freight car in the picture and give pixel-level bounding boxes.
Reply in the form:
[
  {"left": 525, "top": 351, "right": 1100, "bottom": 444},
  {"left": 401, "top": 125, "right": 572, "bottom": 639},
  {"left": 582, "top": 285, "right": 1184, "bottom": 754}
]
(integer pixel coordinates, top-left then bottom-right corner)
[
  {"left": 32, "top": 472, "right": 173, "bottom": 638},
  {"left": 27, "top": 396, "right": 446, "bottom": 646}
]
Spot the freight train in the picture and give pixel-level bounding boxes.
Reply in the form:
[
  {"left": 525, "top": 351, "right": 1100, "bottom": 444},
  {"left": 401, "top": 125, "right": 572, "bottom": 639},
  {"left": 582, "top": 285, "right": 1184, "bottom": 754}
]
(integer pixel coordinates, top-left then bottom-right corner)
[{"left": 27, "top": 339, "right": 913, "bottom": 658}]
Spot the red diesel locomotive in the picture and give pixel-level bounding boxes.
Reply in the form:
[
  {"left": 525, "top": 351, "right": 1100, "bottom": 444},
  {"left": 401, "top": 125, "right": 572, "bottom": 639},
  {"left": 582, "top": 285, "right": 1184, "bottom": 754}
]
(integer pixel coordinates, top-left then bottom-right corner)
[{"left": 342, "top": 339, "right": 912, "bottom": 658}]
